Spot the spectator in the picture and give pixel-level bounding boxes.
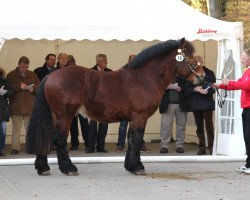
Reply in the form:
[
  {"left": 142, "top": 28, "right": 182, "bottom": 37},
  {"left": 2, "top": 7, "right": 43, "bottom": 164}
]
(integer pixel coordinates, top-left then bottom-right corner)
[
  {"left": 116, "top": 121, "right": 128, "bottom": 152},
  {"left": 159, "top": 76, "right": 191, "bottom": 154},
  {"left": 186, "top": 56, "right": 216, "bottom": 155},
  {"left": 6, "top": 56, "right": 39, "bottom": 155},
  {"left": 69, "top": 114, "right": 90, "bottom": 151},
  {"left": 213, "top": 49, "right": 250, "bottom": 173},
  {"left": 0, "top": 67, "right": 14, "bottom": 156},
  {"left": 34, "top": 53, "right": 56, "bottom": 81},
  {"left": 116, "top": 54, "right": 150, "bottom": 153},
  {"left": 56, "top": 53, "right": 68, "bottom": 69},
  {"left": 66, "top": 55, "right": 89, "bottom": 151},
  {"left": 85, "top": 54, "right": 112, "bottom": 153},
  {"left": 67, "top": 54, "right": 76, "bottom": 66}
]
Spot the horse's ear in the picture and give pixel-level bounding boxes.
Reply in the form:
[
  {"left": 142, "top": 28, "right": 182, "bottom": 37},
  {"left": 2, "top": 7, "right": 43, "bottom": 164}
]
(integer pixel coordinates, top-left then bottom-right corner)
[{"left": 179, "top": 38, "right": 186, "bottom": 47}]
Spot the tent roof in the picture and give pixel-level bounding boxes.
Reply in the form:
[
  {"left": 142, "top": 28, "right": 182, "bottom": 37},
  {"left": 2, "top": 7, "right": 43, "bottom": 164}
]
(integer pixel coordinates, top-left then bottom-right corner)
[{"left": 0, "top": 0, "right": 243, "bottom": 41}]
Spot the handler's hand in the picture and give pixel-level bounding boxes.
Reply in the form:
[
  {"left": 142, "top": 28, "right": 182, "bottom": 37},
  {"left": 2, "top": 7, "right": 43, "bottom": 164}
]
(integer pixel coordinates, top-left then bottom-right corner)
[
  {"left": 222, "top": 78, "right": 230, "bottom": 85},
  {"left": 212, "top": 83, "right": 220, "bottom": 88}
]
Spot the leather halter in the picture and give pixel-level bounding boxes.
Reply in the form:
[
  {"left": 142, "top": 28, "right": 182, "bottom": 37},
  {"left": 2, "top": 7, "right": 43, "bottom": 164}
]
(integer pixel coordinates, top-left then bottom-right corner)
[{"left": 175, "top": 48, "right": 203, "bottom": 81}]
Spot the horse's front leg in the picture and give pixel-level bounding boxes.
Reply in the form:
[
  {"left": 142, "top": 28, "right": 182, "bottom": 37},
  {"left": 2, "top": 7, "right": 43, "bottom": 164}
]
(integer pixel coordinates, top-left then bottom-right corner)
[
  {"left": 52, "top": 126, "right": 78, "bottom": 176},
  {"left": 124, "top": 127, "right": 145, "bottom": 175}
]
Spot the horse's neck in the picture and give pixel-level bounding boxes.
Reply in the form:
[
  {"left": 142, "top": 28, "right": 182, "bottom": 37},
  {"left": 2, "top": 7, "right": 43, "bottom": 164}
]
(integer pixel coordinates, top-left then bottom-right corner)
[{"left": 133, "top": 62, "right": 170, "bottom": 92}]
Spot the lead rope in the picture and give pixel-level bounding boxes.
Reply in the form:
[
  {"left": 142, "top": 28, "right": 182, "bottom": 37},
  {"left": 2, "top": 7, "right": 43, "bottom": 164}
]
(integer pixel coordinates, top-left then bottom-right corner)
[
  {"left": 201, "top": 75, "right": 227, "bottom": 108},
  {"left": 176, "top": 73, "right": 228, "bottom": 108},
  {"left": 216, "top": 88, "right": 227, "bottom": 108}
]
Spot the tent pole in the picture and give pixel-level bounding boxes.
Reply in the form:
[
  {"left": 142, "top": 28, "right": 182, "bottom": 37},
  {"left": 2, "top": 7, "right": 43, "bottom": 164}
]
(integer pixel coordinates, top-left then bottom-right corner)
[
  {"left": 203, "top": 41, "right": 206, "bottom": 66},
  {"left": 0, "top": 37, "right": 5, "bottom": 51},
  {"left": 55, "top": 39, "right": 59, "bottom": 56},
  {"left": 206, "top": 0, "right": 210, "bottom": 16}
]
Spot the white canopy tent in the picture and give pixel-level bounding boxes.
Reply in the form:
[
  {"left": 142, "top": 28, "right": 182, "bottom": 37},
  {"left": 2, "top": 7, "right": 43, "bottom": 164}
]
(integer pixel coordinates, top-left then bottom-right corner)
[
  {"left": 0, "top": 0, "right": 244, "bottom": 155},
  {"left": 0, "top": 0, "right": 243, "bottom": 41}
]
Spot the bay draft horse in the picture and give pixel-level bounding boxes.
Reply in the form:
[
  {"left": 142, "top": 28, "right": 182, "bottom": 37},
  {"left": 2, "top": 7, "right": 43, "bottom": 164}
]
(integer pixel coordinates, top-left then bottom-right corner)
[{"left": 26, "top": 38, "right": 205, "bottom": 176}]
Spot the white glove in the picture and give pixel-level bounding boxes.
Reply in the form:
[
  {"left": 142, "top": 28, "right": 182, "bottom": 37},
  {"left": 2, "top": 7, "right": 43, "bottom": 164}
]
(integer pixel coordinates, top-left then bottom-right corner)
[{"left": 0, "top": 86, "right": 7, "bottom": 96}]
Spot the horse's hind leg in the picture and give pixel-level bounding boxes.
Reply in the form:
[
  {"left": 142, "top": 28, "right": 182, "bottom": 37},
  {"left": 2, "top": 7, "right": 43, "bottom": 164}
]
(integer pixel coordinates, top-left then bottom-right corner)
[
  {"left": 52, "top": 125, "right": 78, "bottom": 176},
  {"left": 124, "top": 127, "right": 145, "bottom": 175},
  {"left": 35, "top": 155, "right": 50, "bottom": 175}
]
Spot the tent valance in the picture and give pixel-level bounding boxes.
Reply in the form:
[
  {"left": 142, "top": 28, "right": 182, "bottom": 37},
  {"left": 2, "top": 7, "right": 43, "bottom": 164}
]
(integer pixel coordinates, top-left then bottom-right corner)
[{"left": 0, "top": 0, "right": 243, "bottom": 41}]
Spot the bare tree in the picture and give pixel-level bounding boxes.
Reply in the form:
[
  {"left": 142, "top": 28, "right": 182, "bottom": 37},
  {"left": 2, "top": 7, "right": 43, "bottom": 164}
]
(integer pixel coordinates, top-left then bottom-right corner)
[{"left": 206, "top": 0, "right": 224, "bottom": 19}]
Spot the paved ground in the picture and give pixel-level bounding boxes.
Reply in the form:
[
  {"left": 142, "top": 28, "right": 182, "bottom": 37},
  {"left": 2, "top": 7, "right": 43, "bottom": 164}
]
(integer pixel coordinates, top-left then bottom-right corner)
[{"left": 1, "top": 143, "right": 250, "bottom": 200}]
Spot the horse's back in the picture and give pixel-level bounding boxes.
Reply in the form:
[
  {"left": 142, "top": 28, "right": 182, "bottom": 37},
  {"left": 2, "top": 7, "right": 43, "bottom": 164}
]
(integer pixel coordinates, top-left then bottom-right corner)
[
  {"left": 46, "top": 65, "right": 89, "bottom": 86},
  {"left": 45, "top": 66, "right": 90, "bottom": 106}
]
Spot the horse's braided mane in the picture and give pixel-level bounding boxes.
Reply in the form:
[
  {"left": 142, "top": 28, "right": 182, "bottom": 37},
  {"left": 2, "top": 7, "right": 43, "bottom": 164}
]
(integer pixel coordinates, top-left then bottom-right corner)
[{"left": 128, "top": 39, "right": 194, "bottom": 68}]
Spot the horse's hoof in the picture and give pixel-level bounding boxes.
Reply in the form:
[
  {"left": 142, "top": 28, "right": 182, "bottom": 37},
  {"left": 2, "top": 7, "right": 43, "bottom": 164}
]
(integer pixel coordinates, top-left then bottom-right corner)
[
  {"left": 134, "top": 169, "right": 146, "bottom": 175},
  {"left": 42, "top": 170, "right": 51, "bottom": 176},
  {"left": 38, "top": 170, "right": 51, "bottom": 176},
  {"left": 66, "top": 171, "right": 79, "bottom": 176}
]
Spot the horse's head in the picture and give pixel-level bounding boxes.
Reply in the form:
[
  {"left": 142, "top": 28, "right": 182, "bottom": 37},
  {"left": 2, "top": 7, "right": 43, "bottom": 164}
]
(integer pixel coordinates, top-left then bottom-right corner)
[{"left": 174, "top": 38, "right": 205, "bottom": 85}]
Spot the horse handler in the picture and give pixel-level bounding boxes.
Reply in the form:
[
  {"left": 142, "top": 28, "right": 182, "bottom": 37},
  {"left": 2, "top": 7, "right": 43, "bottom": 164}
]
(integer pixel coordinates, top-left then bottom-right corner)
[{"left": 213, "top": 49, "right": 250, "bottom": 174}]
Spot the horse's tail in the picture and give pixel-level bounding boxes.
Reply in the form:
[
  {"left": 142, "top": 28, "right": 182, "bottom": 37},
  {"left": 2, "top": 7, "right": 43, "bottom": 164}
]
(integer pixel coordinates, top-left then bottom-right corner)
[{"left": 26, "top": 76, "right": 53, "bottom": 155}]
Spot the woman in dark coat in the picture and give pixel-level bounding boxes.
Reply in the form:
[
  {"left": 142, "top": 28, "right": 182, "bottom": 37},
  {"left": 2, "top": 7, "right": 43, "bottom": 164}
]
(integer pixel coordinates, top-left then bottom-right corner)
[
  {"left": 0, "top": 67, "right": 14, "bottom": 156},
  {"left": 185, "top": 56, "right": 216, "bottom": 155}
]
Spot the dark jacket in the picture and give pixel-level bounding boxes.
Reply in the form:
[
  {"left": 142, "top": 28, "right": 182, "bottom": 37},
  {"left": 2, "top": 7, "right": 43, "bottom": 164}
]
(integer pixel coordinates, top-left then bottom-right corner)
[
  {"left": 185, "top": 66, "right": 216, "bottom": 111},
  {"left": 159, "top": 76, "right": 192, "bottom": 114},
  {"left": 91, "top": 65, "right": 112, "bottom": 72},
  {"left": 34, "top": 63, "right": 53, "bottom": 81},
  {"left": 0, "top": 78, "right": 14, "bottom": 121}
]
